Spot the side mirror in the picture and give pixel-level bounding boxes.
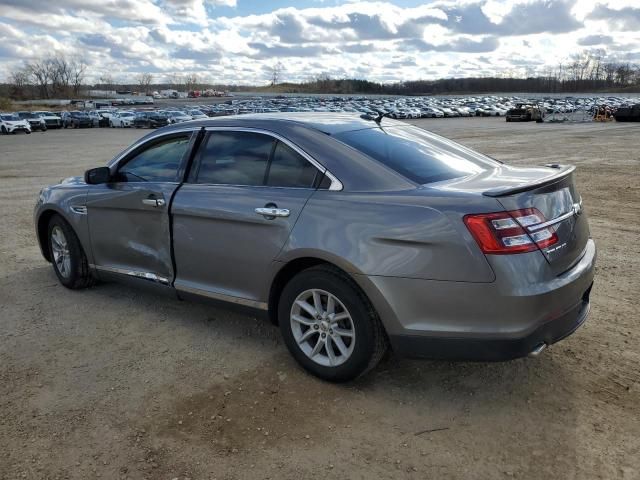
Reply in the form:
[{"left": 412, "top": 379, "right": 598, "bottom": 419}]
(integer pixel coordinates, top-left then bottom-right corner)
[{"left": 84, "top": 167, "right": 111, "bottom": 184}]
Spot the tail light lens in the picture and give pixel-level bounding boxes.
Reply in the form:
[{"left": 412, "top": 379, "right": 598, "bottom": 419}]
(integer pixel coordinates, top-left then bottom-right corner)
[{"left": 463, "top": 208, "right": 558, "bottom": 254}]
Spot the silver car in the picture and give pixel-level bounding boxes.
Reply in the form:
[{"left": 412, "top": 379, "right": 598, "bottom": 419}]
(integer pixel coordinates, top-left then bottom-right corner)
[{"left": 34, "top": 114, "right": 596, "bottom": 381}]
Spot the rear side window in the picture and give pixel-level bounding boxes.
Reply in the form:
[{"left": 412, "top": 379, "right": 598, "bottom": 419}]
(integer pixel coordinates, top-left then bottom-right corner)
[
  {"left": 334, "top": 125, "right": 496, "bottom": 185},
  {"left": 118, "top": 135, "right": 191, "bottom": 182},
  {"left": 191, "top": 132, "right": 320, "bottom": 188},
  {"left": 266, "top": 141, "right": 318, "bottom": 188},
  {"left": 192, "top": 131, "right": 274, "bottom": 186}
]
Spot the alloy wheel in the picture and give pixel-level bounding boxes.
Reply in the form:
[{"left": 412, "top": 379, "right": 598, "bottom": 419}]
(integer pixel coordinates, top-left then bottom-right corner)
[
  {"left": 51, "top": 226, "right": 71, "bottom": 278},
  {"left": 290, "top": 289, "right": 356, "bottom": 367}
]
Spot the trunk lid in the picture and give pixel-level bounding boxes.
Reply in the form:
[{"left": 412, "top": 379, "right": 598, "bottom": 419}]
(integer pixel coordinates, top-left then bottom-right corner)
[
  {"left": 487, "top": 166, "right": 589, "bottom": 275},
  {"left": 428, "top": 164, "right": 590, "bottom": 275}
]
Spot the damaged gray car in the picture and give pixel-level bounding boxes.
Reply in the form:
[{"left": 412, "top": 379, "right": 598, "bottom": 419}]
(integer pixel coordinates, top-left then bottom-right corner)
[{"left": 35, "top": 113, "right": 596, "bottom": 381}]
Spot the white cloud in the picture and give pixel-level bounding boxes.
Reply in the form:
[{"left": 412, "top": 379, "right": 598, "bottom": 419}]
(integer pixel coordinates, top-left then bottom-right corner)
[{"left": 0, "top": 0, "right": 638, "bottom": 85}]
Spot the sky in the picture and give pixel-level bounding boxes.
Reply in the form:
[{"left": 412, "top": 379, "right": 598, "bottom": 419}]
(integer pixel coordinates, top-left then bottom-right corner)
[{"left": 0, "top": 0, "right": 639, "bottom": 85}]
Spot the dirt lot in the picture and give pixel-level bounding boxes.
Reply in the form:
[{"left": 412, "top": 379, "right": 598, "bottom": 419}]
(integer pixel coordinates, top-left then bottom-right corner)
[{"left": 1, "top": 118, "right": 638, "bottom": 480}]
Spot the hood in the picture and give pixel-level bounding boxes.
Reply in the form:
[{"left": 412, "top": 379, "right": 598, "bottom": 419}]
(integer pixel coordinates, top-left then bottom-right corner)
[
  {"left": 60, "top": 176, "right": 85, "bottom": 185},
  {"left": 3, "top": 120, "right": 29, "bottom": 126}
]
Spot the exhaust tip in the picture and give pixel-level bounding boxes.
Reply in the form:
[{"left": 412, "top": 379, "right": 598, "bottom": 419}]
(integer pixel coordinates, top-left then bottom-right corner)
[{"left": 528, "top": 343, "right": 547, "bottom": 358}]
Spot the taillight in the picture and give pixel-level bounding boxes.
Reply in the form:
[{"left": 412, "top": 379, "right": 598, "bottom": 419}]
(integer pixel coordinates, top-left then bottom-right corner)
[{"left": 463, "top": 208, "right": 558, "bottom": 254}]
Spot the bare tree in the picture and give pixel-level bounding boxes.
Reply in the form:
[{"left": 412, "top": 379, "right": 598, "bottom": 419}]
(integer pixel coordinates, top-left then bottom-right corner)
[
  {"left": 49, "top": 56, "right": 71, "bottom": 96},
  {"left": 8, "top": 68, "right": 31, "bottom": 99},
  {"left": 166, "top": 73, "right": 183, "bottom": 90},
  {"left": 26, "top": 58, "right": 55, "bottom": 98},
  {"left": 269, "top": 61, "right": 284, "bottom": 85},
  {"left": 616, "top": 63, "right": 633, "bottom": 85},
  {"left": 70, "top": 58, "right": 87, "bottom": 96},
  {"left": 136, "top": 72, "right": 153, "bottom": 94},
  {"left": 184, "top": 73, "right": 198, "bottom": 92},
  {"left": 603, "top": 62, "right": 616, "bottom": 86}
]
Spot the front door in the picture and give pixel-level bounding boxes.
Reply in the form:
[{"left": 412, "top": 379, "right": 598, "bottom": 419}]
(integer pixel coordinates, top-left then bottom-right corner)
[
  {"left": 171, "top": 129, "right": 323, "bottom": 304},
  {"left": 86, "top": 131, "right": 195, "bottom": 283}
]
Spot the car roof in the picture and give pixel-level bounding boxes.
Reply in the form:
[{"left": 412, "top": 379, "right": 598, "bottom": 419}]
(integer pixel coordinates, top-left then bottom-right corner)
[{"left": 160, "top": 112, "right": 403, "bottom": 135}]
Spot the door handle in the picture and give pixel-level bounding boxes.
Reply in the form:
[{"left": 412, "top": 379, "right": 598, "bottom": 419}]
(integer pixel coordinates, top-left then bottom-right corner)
[
  {"left": 255, "top": 207, "right": 290, "bottom": 218},
  {"left": 142, "top": 198, "right": 166, "bottom": 207}
]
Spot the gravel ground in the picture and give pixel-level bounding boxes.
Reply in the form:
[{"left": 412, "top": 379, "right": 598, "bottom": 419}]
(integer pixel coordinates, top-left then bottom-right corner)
[{"left": 1, "top": 117, "right": 638, "bottom": 480}]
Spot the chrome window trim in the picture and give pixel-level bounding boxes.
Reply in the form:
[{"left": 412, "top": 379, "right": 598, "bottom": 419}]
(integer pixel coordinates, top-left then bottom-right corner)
[
  {"left": 201, "top": 126, "right": 343, "bottom": 191},
  {"left": 179, "top": 182, "right": 315, "bottom": 191}
]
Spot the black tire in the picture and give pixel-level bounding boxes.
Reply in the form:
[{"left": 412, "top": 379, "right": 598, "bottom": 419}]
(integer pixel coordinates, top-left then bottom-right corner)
[
  {"left": 47, "top": 214, "right": 94, "bottom": 289},
  {"left": 1, "top": 126, "right": 6, "bottom": 134},
  {"left": 278, "top": 265, "right": 388, "bottom": 382}
]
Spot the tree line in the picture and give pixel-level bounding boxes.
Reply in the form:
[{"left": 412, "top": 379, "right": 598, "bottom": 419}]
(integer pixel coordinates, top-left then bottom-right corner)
[
  {"left": 7, "top": 56, "right": 87, "bottom": 99},
  {"left": 2, "top": 51, "right": 639, "bottom": 101}
]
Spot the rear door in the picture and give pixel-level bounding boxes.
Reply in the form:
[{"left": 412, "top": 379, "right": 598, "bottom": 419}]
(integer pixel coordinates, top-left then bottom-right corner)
[
  {"left": 171, "top": 128, "right": 324, "bottom": 305},
  {"left": 86, "top": 130, "right": 197, "bottom": 283},
  {"left": 496, "top": 171, "right": 590, "bottom": 275}
]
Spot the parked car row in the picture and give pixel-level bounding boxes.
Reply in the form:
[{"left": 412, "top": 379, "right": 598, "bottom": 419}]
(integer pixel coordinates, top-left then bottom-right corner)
[
  {"left": 162, "top": 94, "right": 639, "bottom": 120},
  {"left": 3, "top": 94, "right": 639, "bottom": 135},
  {"left": 0, "top": 111, "right": 62, "bottom": 134}
]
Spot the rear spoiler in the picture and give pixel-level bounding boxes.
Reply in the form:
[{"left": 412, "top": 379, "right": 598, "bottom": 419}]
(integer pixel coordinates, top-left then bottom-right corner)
[{"left": 482, "top": 165, "right": 575, "bottom": 197}]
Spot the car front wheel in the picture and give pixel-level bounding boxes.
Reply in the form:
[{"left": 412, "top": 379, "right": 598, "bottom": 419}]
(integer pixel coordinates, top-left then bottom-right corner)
[
  {"left": 278, "top": 266, "right": 387, "bottom": 382},
  {"left": 48, "top": 215, "right": 94, "bottom": 289}
]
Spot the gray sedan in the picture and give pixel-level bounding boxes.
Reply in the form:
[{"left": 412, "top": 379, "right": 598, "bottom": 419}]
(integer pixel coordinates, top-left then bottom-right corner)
[{"left": 34, "top": 113, "right": 596, "bottom": 381}]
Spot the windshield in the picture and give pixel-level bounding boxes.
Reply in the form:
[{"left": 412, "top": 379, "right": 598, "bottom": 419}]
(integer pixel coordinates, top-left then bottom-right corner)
[
  {"left": 1, "top": 114, "right": 19, "bottom": 121},
  {"left": 334, "top": 125, "right": 499, "bottom": 185}
]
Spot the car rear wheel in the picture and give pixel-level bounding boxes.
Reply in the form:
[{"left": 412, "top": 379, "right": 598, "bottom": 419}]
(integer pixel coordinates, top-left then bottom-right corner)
[
  {"left": 48, "top": 215, "right": 94, "bottom": 289},
  {"left": 278, "top": 266, "right": 387, "bottom": 382}
]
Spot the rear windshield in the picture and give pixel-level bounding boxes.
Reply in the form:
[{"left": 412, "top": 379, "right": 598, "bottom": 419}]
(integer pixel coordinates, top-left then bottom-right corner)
[{"left": 334, "top": 125, "right": 498, "bottom": 185}]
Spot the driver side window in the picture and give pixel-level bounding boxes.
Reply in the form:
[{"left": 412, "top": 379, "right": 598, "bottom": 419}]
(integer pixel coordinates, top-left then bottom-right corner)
[{"left": 118, "top": 135, "right": 191, "bottom": 182}]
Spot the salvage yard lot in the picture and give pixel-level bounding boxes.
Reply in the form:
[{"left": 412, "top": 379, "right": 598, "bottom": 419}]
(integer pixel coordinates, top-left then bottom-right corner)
[{"left": 1, "top": 118, "right": 638, "bottom": 479}]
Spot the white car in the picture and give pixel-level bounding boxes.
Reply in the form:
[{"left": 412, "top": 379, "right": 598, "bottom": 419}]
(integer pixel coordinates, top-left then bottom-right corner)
[
  {"left": 97, "top": 110, "right": 116, "bottom": 120},
  {"left": 189, "top": 109, "right": 209, "bottom": 120},
  {"left": 165, "top": 111, "right": 193, "bottom": 124},
  {"left": 421, "top": 107, "right": 444, "bottom": 118},
  {"left": 453, "top": 107, "right": 473, "bottom": 117},
  {"left": 439, "top": 107, "right": 459, "bottom": 117},
  {"left": 33, "top": 111, "right": 63, "bottom": 129},
  {"left": 0, "top": 114, "right": 31, "bottom": 134},
  {"left": 110, "top": 112, "right": 136, "bottom": 127}
]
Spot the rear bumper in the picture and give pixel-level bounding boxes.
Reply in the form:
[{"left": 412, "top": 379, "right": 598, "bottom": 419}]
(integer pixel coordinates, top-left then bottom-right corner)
[
  {"left": 356, "top": 239, "right": 596, "bottom": 361},
  {"left": 389, "top": 285, "right": 591, "bottom": 360}
]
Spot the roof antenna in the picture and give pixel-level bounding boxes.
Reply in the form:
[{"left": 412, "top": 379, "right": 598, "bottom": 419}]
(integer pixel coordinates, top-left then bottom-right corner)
[{"left": 360, "top": 110, "right": 385, "bottom": 123}]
